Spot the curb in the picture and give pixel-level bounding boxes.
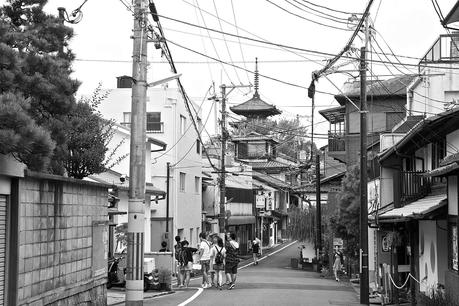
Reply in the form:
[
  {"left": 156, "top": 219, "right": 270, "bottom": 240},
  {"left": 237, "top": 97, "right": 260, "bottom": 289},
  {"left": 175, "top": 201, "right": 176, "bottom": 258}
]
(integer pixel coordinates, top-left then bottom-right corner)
[{"left": 108, "top": 291, "right": 176, "bottom": 305}]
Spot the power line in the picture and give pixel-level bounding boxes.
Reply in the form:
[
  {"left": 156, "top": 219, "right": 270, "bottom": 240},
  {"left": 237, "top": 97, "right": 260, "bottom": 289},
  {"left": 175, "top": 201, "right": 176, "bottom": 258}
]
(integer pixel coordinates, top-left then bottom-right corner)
[
  {"left": 264, "top": 0, "right": 352, "bottom": 31},
  {"left": 298, "top": 0, "right": 363, "bottom": 16},
  {"left": 230, "top": 0, "right": 251, "bottom": 84},
  {"left": 283, "top": 0, "right": 352, "bottom": 25}
]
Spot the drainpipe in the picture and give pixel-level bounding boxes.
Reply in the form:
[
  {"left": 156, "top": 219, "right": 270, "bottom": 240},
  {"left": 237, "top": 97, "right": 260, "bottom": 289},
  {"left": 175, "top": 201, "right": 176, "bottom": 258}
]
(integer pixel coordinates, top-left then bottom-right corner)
[{"left": 407, "top": 76, "right": 423, "bottom": 116}]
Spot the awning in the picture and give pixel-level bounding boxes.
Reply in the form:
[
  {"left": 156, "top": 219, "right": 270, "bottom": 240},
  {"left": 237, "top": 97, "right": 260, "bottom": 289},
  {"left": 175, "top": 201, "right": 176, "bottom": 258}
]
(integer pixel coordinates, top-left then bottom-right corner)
[
  {"left": 378, "top": 194, "right": 447, "bottom": 222},
  {"left": 227, "top": 215, "right": 256, "bottom": 225},
  {"left": 425, "top": 162, "right": 459, "bottom": 177},
  {"left": 108, "top": 209, "right": 127, "bottom": 216}
]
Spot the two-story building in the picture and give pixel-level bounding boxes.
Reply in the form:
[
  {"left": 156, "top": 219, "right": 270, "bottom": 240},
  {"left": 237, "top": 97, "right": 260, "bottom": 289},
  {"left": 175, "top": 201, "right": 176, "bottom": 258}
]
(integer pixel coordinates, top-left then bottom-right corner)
[{"left": 99, "top": 77, "right": 202, "bottom": 250}]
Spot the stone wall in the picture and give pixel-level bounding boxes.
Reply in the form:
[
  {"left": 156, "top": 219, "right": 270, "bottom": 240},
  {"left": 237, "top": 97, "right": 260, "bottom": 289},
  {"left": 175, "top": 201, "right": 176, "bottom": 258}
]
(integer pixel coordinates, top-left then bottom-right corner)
[{"left": 16, "top": 173, "right": 108, "bottom": 306}]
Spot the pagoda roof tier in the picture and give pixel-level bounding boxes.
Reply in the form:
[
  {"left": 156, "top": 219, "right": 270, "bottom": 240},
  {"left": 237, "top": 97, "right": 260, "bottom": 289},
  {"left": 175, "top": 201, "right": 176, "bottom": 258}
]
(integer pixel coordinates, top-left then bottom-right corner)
[{"left": 229, "top": 92, "right": 281, "bottom": 118}]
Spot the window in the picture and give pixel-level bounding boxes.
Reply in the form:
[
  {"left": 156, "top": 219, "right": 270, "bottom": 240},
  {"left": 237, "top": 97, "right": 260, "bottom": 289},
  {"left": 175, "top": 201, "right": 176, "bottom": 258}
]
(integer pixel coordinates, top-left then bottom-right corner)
[
  {"left": 146, "top": 112, "right": 162, "bottom": 133},
  {"left": 247, "top": 143, "right": 266, "bottom": 157},
  {"left": 122, "top": 112, "right": 131, "bottom": 128},
  {"left": 180, "top": 115, "right": 187, "bottom": 135},
  {"left": 190, "top": 228, "right": 193, "bottom": 245},
  {"left": 432, "top": 138, "right": 446, "bottom": 169},
  {"left": 179, "top": 172, "right": 186, "bottom": 192},
  {"left": 195, "top": 176, "right": 200, "bottom": 194},
  {"left": 196, "top": 139, "right": 201, "bottom": 154}
]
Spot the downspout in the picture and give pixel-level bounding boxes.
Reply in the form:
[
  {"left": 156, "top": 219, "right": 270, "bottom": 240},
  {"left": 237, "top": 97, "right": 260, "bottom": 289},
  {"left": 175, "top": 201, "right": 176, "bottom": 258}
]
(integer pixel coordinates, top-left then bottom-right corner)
[{"left": 407, "top": 76, "right": 423, "bottom": 116}]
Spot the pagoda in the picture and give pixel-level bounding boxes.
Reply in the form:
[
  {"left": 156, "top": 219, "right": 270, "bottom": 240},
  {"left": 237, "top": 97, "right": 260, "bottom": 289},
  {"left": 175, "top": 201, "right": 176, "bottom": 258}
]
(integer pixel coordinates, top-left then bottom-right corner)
[{"left": 229, "top": 58, "right": 281, "bottom": 119}]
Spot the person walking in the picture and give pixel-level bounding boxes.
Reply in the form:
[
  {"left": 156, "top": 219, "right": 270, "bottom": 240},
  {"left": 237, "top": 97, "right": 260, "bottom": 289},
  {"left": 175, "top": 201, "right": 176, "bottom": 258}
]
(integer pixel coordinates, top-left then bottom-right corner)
[
  {"left": 198, "top": 232, "right": 212, "bottom": 288},
  {"left": 210, "top": 236, "right": 226, "bottom": 290},
  {"left": 174, "top": 236, "right": 184, "bottom": 287},
  {"left": 252, "top": 237, "right": 261, "bottom": 265},
  {"left": 179, "top": 240, "right": 197, "bottom": 288},
  {"left": 333, "top": 249, "right": 343, "bottom": 282},
  {"left": 225, "top": 232, "right": 240, "bottom": 290},
  {"left": 207, "top": 234, "right": 216, "bottom": 288}
]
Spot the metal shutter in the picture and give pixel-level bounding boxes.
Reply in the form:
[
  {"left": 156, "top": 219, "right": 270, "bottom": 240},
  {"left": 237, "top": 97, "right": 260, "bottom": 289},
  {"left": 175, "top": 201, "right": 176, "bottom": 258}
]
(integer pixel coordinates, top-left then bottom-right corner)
[{"left": 0, "top": 195, "right": 7, "bottom": 306}]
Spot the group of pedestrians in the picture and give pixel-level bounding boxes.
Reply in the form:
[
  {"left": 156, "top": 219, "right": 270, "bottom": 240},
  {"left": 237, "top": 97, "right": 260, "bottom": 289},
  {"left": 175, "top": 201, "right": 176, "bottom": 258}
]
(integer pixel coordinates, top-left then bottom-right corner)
[{"left": 174, "top": 232, "right": 241, "bottom": 290}]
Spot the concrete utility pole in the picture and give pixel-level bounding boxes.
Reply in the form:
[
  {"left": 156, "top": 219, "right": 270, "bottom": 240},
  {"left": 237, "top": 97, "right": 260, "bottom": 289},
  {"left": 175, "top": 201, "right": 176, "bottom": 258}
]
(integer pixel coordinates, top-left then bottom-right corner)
[
  {"left": 218, "top": 84, "right": 251, "bottom": 234},
  {"left": 359, "top": 15, "right": 370, "bottom": 306},
  {"left": 126, "top": 0, "right": 148, "bottom": 304},
  {"left": 315, "top": 154, "right": 322, "bottom": 259}
]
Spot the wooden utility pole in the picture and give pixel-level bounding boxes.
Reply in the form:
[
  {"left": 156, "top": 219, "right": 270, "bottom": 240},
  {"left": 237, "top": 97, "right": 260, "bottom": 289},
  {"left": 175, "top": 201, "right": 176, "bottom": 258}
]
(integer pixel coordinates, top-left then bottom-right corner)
[
  {"left": 359, "top": 15, "right": 370, "bottom": 306},
  {"left": 126, "top": 0, "right": 148, "bottom": 304},
  {"left": 315, "top": 154, "right": 322, "bottom": 259},
  {"left": 166, "top": 162, "right": 170, "bottom": 234},
  {"left": 218, "top": 84, "right": 252, "bottom": 234}
]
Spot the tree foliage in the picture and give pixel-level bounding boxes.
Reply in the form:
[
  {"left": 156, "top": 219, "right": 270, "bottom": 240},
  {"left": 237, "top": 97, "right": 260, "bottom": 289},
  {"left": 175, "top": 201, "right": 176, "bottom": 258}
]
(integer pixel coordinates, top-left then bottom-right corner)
[
  {"left": 329, "top": 165, "right": 360, "bottom": 259},
  {"left": 0, "top": 93, "right": 55, "bottom": 170},
  {"left": 0, "top": 0, "right": 79, "bottom": 172},
  {"left": 287, "top": 206, "right": 316, "bottom": 242}
]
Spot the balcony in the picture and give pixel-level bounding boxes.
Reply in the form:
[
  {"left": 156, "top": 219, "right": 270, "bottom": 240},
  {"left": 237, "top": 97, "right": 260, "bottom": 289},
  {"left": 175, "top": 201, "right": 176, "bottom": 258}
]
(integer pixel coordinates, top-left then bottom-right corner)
[
  {"left": 328, "top": 132, "right": 345, "bottom": 152},
  {"left": 420, "top": 33, "right": 459, "bottom": 67},
  {"left": 120, "top": 122, "right": 164, "bottom": 133},
  {"left": 399, "top": 171, "right": 431, "bottom": 205},
  {"left": 147, "top": 122, "right": 164, "bottom": 133}
]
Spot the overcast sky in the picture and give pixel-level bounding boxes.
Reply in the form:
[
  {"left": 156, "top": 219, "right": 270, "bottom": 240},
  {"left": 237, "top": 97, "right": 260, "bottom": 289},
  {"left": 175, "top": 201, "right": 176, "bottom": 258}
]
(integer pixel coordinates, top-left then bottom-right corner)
[{"left": 28, "top": 0, "right": 459, "bottom": 145}]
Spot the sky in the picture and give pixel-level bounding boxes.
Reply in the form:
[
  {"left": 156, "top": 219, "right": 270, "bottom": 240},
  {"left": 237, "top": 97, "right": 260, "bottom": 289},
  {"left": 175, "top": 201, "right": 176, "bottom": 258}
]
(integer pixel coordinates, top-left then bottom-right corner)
[{"left": 17, "top": 0, "right": 459, "bottom": 146}]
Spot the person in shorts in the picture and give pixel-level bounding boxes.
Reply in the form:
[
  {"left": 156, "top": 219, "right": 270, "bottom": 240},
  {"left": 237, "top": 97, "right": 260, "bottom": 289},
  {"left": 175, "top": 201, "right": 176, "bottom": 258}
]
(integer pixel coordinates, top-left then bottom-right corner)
[
  {"left": 210, "top": 236, "right": 226, "bottom": 290},
  {"left": 198, "top": 232, "right": 212, "bottom": 288},
  {"left": 179, "top": 240, "right": 197, "bottom": 288},
  {"left": 207, "top": 234, "right": 216, "bottom": 287},
  {"left": 174, "top": 236, "right": 184, "bottom": 287},
  {"left": 225, "top": 232, "right": 240, "bottom": 290}
]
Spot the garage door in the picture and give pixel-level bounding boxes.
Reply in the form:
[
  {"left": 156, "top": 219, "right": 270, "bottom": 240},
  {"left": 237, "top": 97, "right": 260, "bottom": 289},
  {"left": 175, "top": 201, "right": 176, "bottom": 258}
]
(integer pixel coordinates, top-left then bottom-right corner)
[{"left": 0, "top": 195, "right": 7, "bottom": 306}]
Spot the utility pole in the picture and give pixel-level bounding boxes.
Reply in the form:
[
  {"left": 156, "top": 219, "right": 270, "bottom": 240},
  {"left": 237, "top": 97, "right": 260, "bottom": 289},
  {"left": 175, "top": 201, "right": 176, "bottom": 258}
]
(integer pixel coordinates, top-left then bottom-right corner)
[
  {"left": 217, "top": 83, "right": 252, "bottom": 234},
  {"left": 126, "top": 0, "right": 148, "bottom": 304},
  {"left": 315, "top": 154, "right": 322, "bottom": 259},
  {"left": 166, "top": 162, "right": 170, "bottom": 235},
  {"left": 359, "top": 15, "right": 370, "bottom": 306}
]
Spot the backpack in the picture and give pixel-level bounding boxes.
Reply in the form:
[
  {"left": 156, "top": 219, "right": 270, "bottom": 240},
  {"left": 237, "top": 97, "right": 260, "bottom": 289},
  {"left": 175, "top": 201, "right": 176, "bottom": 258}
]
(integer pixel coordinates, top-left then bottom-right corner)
[
  {"left": 179, "top": 247, "right": 188, "bottom": 266},
  {"left": 174, "top": 244, "right": 182, "bottom": 261},
  {"left": 215, "top": 246, "right": 224, "bottom": 265}
]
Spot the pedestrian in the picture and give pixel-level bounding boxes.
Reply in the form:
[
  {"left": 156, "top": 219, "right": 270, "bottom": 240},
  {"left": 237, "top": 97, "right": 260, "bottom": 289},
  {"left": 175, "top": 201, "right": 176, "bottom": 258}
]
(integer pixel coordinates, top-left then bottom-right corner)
[
  {"left": 225, "top": 232, "right": 240, "bottom": 290},
  {"left": 252, "top": 236, "right": 261, "bottom": 265},
  {"left": 333, "top": 249, "right": 343, "bottom": 282},
  {"left": 207, "top": 234, "right": 216, "bottom": 287},
  {"left": 198, "top": 232, "right": 212, "bottom": 288},
  {"left": 210, "top": 236, "right": 226, "bottom": 290},
  {"left": 174, "top": 236, "right": 184, "bottom": 287},
  {"left": 159, "top": 241, "right": 169, "bottom": 252},
  {"left": 180, "top": 240, "right": 198, "bottom": 288}
]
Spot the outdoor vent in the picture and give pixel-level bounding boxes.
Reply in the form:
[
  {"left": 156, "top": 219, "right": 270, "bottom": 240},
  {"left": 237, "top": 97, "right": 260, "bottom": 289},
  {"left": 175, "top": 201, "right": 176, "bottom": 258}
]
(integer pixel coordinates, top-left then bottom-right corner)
[{"left": 116, "top": 75, "right": 133, "bottom": 88}]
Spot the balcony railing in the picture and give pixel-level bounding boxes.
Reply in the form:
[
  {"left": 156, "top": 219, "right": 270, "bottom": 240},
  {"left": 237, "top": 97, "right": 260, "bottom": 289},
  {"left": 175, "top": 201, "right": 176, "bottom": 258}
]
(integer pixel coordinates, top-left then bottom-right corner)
[
  {"left": 147, "top": 122, "right": 164, "bottom": 133},
  {"left": 420, "top": 33, "right": 459, "bottom": 66},
  {"left": 328, "top": 132, "right": 345, "bottom": 152},
  {"left": 400, "top": 171, "right": 431, "bottom": 205},
  {"left": 121, "top": 121, "right": 164, "bottom": 133}
]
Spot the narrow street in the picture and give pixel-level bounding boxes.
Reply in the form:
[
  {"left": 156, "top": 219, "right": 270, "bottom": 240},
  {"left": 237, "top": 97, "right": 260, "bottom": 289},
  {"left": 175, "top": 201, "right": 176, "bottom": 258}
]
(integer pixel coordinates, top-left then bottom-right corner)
[{"left": 144, "top": 242, "right": 361, "bottom": 306}]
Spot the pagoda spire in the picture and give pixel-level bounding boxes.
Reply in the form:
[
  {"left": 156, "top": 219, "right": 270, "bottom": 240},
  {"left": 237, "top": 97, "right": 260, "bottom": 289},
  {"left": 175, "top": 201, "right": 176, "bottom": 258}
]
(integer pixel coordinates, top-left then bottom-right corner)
[{"left": 254, "top": 57, "right": 259, "bottom": 97}]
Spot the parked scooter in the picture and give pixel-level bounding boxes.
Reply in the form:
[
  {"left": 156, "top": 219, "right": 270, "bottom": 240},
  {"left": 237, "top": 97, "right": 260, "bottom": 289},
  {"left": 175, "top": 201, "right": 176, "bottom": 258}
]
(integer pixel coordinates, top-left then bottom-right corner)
[
  {"left": 107, "top": 256, "right": 126, "bottom": 289},
  {"left": 107, "top": 255, "right": 157, "bottom": 292}
]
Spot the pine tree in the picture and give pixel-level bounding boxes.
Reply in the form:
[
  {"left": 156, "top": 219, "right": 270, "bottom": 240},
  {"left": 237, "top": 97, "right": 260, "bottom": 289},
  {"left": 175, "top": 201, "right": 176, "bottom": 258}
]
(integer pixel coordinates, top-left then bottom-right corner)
[{"left": 0, "top": 0, "right": 79, "bottom": 173}]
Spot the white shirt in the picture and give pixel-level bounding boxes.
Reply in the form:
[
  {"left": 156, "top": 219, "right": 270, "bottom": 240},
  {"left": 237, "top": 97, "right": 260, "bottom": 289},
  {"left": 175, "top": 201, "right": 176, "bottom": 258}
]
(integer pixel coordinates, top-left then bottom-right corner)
[
  {"left": 210, "top": 245, "right": 226, "bottom": 264},
  {"left": 199, "top": 240, "right": 211, "bottom": 261},
  {"left": 230, "top": 240, "right": 239, "bottom": 249}
]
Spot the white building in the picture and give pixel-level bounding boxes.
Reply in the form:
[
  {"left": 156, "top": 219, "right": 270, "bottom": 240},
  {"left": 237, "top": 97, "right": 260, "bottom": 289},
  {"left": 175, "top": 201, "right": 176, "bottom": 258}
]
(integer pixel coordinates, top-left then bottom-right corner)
[{"left": 99, "top": 77, "right": 203, "bottom": 251}]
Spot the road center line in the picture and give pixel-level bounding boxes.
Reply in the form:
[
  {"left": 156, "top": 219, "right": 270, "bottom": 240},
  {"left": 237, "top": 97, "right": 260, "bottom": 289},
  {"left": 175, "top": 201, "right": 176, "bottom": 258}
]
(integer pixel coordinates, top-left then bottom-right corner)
[
  {"left": 177, "top": 287, "right": 204, "bottom": 306},
  {"left": 176, "top": 240, "right": 298, "bottom": 306}
]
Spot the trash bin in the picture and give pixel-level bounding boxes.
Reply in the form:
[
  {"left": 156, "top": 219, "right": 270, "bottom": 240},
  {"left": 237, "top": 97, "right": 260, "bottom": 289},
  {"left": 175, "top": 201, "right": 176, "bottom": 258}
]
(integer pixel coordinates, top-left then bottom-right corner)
[{"left": 291, "top": 258, "right": 299, "bottom": 269}]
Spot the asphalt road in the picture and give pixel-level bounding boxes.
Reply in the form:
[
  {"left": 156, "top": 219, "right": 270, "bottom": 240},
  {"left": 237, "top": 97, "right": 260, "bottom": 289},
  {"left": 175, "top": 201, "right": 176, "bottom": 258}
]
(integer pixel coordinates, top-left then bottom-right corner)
[{"left": 144, "top": 241, "right": 362, "bottom": 306}]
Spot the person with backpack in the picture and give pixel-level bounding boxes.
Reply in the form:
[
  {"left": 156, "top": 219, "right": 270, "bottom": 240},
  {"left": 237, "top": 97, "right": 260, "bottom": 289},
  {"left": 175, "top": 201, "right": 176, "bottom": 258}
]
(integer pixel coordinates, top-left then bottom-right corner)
[
  {"left": 210, "top": 236, "right": 226, "bottom": 290},
  {"left": 198, "top": 232, "right": 212, "bottom": 288},
  {"left": 180, "top": 240, "right": 197, "bottom": 288},
  {"left": 225, "top": 232, "right": 240, "bottom": 290},
  {"left": 174, "top": 236, "right": 184, "bottom": 288}
]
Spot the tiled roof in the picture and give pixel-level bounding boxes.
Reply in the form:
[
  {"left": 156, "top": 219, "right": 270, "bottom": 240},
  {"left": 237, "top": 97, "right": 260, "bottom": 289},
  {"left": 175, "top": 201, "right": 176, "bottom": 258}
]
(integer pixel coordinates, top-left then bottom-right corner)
[
  {"left": 252, "top": 171, "right": 290, "bottom": 189},
  {"left": 229, "top": 92, "right": 281, "bottom": 117},
  {"left": 378, "top": 194, "right": 446, "bottom": 221},
  {"left": 393, "top": 116, "right": 425, "bottom": 133},
  {"left": 250, "top": 160, "right": 291, "bottom": 169},
  {"left": 335, "top": 75, "right": 416, "bottom": 105}
]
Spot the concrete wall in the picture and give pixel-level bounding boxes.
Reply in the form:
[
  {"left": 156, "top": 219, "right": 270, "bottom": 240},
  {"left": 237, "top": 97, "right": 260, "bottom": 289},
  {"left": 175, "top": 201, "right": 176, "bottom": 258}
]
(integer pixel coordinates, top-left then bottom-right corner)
[
  {"left": 100, "top": 87, "right": 202, "bottom": 249},
  {"left": 15, "top": 173, "right": 108, "bottom": 305}
]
